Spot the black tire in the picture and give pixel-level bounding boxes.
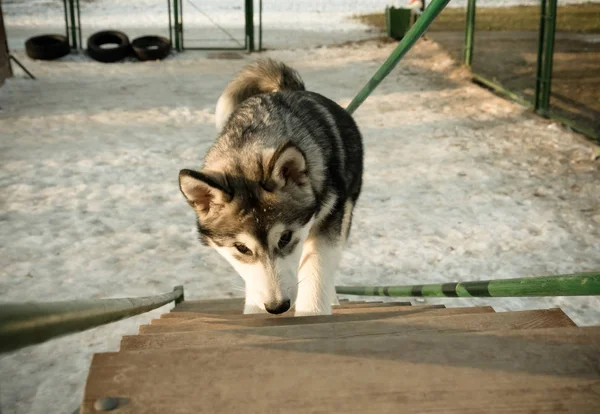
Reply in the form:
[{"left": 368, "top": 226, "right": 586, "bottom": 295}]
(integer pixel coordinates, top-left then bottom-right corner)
[
  {"left": 87, "top": 30, "right": 130, "bottom": 63},
  {"left": 25, "top": 34, "right": 70, "bottom": 61},
  {"left": 131, "top": 36, "right": 172, "bottom": 61}
]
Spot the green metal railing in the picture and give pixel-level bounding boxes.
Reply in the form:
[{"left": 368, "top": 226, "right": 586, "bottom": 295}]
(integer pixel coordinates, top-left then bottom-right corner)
[
  {"left": 0, "top": 286, "right": 184, "bottom": 354},
  {"left": 336, "top": 272, "right": 600, "bottom": 298},
  {"left": 346, "top": 0, "right": 451, "bottom": 114}
]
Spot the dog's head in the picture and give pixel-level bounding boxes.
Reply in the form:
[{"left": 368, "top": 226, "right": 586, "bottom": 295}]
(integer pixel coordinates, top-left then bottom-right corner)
[{"left": 179, "top": 142, "right": 317, "bottom": 314}]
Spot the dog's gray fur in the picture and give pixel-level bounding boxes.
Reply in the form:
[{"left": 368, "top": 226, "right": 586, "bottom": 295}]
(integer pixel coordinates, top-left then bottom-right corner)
[{"left": 179, "top": 59, "right": 363, "bottom": 316}]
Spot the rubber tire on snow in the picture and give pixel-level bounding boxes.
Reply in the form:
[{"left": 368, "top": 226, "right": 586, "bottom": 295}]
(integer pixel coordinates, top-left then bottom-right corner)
[
  {"left": 87, "top": 31, "right": 131, "bottom": 63},
  {"left": 25, "top": 34, "right": 70, "bottom": 61},
  {"left": 131, "top": 36, "right": 172, "bottom": 61}
]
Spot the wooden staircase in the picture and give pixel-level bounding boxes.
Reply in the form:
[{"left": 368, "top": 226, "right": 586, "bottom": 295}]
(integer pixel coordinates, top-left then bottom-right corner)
[{"left": 80, "top": 299, "right": 600, "bottom": 413}]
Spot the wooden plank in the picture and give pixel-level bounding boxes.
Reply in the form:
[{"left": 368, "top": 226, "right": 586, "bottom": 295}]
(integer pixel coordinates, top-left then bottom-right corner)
[
  {"left": 121, "top": 308, "right": 574, "bottom": 351},
  {"left": 161, "top": 301, "right": 419, "bottom": 319},
  {"left": 151, "top": 304, "right": 446, "bottom": 325},
  {"left": 139, "top": 306, "right": 495, "bottom": 334},
  {"left": 83, "top": 327, "right": 600, "bottom": 413}
]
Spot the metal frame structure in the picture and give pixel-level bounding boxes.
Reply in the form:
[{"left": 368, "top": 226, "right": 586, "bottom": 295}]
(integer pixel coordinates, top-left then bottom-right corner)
[
  {"left": 464, "top": 0, "right": 598, "bottom": 141},
  {"left": 63, "top": 0, "right": 82, "bottom": 49},
  {"left": 169, "top": 0, "right": 261, "bottom": 52}
]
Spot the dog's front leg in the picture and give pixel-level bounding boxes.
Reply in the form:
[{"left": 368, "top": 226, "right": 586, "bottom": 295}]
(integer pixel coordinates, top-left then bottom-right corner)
[{"left": 295, "top": 234, "right": 341, "bottom": 316}]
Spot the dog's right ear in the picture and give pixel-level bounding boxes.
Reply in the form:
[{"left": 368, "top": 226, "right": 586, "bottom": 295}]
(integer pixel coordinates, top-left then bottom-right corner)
[{"left": 179, "top": 169, "right": 231, "bottom": 216}]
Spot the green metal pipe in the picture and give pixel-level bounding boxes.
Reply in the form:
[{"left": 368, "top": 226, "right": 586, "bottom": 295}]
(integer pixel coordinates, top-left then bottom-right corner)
[
  {"left": 0, "top": 286, "right": 184, "bottom": 354},
  {"left": 534, "top": 0, "right": 547, "bottom": 111},
  {"left": 68, "top": 0, "right": 77, "bottom": 49},
  {"left": 345, "top": 0, "right": 451, "bottom": 115},
  {"left": 167, "top": 0, "right": 173, "bottom": 45},
  {"left": 472, "top": 73, "right": 532, "bottom": 108},
  {"left": 76, "top": 0, "right": 82, "bottom": 50},
  {"left": 179, "top": 0, "right": 184, "bottom": 50},
  {"left": 259, "top": 0, "right": 263, "bottom": 52},
  {"left": 245, "top": 0, "right": 254, "bottom": 53},
  {"left": 173, "top": 0, "right": 180, "bottom": 51},
  {"left": 539, "top": 0, "right": 557, "bottom": 116},
  {"left": 336, "top": 272, "right": 600, "bottom": 298},
  {"left": 463, "top": 0, "right": 476, "bottom": 66},
  {"left": 62, "top": 0, "right": 69, "bottom": 41}
]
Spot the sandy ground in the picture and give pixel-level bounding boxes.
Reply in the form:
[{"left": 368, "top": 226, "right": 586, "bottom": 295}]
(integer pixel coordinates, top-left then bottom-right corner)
[{"left": 1, "top": 34, "right": 600, "bottom": 414}]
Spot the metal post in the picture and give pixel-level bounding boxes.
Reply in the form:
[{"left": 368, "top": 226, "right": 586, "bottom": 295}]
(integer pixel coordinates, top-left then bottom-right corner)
[
  {"left": 259, "top": 0, "right": 263, "bottom": 52},
  {"left": 167, "top": 0, "right": 172, "bottom": 45},
  {"left": 62, "top": 0, "right": 69, "bottom": 41},
  {"left": 76, "top": 0, "right": 82, "bottom": 50},
  {"left": 173, "top": 0, "right": 180, "bottom": 51},
  {"left": 534, "top": 0, "right": 547, "bottom": 111},
  {"left": 179, "top": 0, "right": 184, "bottom": 50},
  {"left": 539, "top": 0, "right": 557, "bottom": 116},
  {"left": 336, "top": 272, "right": 600, "bottom": 298},
  {"left": 68, "top": 0, "right": 77, "bottom": 49},
  {"left": 464, "top": 0, "right": 476, "bottom": 66},
  {"left": 245, "top": 0, "right": 254, "bottom": 52},
  {"left": 346, "top": 0, "right": 451, "bottom": 115}
]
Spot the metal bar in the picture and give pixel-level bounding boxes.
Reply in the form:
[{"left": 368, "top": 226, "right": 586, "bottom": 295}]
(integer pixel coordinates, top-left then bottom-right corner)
[
  {"left": 167, "top": 0, "right": 172, "bottom": 45},
  {"left": 472, "top": 73, "right": 532, "bottom": 108},
  {"left": 173, "top": 0, "right": 180, "bottom": 51},
  {"left": 345, "top": 0, "right": 451, "bottom": 115},
  {"left": 181, "top": 47, "right": 247, "bottom": 51},
  {"left": 67, "top": 0, "right": 77, "bottom": 49},
  {"left": 463, "top": 0, "right": 476, "bottom": 66},
  {"left": 534, "top": 0, "right": 547, "bottom": 111},
  {"left": 539, "top": 0, "right": 557, "bottom": 116},
  {"left": 336, "top": 272, "right": 600, "bottom": 298},
  {"left": 0, "top": 286, "right": 184, "bottom": 354},
  {"left": 245, "top": 0, "right": 254, "bottom": 53},
  {"left": 259, "top": 0, "right": 263, "bottom": 51},
  {"left": 544, "top": 111, "right": 600, "bottom": 143},
  {"left": 62, "top": 0, "right": 69, "bottom": 40},
  {"left": 179, "top": 0, "right": 184, "bottom": 50},
  {"left": 76, "top": 0, "right": 82, "bottom": 50},
  {"left": 9, "top": 55, "right": 35, "bottom": 79}
]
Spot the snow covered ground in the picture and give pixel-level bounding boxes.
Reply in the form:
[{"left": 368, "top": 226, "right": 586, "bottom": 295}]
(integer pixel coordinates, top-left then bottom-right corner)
[
  {"left": 1, "top": 37, "right": 599, "bottom": 413},
  {"left": 1, "top": 1, "right": 600, "bottom": 414}
]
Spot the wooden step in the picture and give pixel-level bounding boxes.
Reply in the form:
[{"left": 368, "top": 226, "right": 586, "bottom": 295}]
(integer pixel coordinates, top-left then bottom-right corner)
[
  {"left": 139, "top": 306, "right": 495, "bottom": 334},
  {"left": 82, "top": 326, "right": 600, "bottom": 414},
  {"left": 151, "top": 304, "right": 443, "bottom": 325},
  {"left": 121, "top": 308, "right": 573, "bottom": 351},
  {"left": 170, "top": 299, "right": 408, "bottom": 314}
]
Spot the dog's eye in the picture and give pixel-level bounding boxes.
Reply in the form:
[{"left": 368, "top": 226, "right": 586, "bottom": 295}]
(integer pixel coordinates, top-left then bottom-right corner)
[
  {"left": 234, "top": 243, "right": 252, "bottom": 255},
  {"left": 278, "top": 231, "right": 293, "bottom": 249}
]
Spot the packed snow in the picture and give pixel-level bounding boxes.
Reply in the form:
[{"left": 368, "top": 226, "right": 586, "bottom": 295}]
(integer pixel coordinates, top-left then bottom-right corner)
[{"left": 1, "top": 1, "right": 600, "bottom": 414}]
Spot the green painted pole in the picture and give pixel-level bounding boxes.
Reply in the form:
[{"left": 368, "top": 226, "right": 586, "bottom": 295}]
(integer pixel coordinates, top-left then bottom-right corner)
[
  {"left": 68, "top": 0, "right": 77, "bottom": 49},
  {"left": 534, "top": 0, "right": 547, "bottom": 111},
  {"left": 0, "top": 286, "right": 184, "bottom": 354},
  {"left": 245, "top": 0, "right": 254, "bottom": 52},
  {"left": 167, "top": 0, "right": 172, "bottom": 45},
  {"left": 76, "top": 0, "right": 82, "bottom": 50},
  {"left": 259, "top": 0, "right": 263, "bottom": 52},
  {"left": 345, "top": 0, "right": 451, "bottom": 115},
  {"left": 62, "top": 0, "right": 69, "bottom": 41},
  {"left": 336, "top": 272, "right": 600, "bottom": 298},
  {"left": 179, "top": 0, "right": 184, "bottom": 50},
  {"left": 173, "top": 0, "right": 180, "bottom": 51},
  {"left": 464, "top": 0, "right": 476, "bottom": 66},
  {"left": 539, "top": 0, "right": 557, "bottom": 116}
]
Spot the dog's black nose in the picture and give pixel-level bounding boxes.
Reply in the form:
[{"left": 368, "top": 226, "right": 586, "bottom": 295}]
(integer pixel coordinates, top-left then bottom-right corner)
[{"left": 265, "top": 299, "right": 291, "bottom": 315}]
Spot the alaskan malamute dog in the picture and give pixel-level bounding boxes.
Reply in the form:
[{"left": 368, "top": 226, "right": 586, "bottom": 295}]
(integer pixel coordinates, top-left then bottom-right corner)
[{"left": 179, "top": 59, "right": 363, "bottom": 316}]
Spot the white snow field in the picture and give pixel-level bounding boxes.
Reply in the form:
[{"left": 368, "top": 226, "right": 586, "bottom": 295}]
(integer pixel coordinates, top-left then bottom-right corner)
[{"left": 1, "top": 1, "right": 600, "bottom": 413}]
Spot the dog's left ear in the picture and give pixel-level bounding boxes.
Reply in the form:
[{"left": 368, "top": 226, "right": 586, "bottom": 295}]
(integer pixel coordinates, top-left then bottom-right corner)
[
  {"left": 179, "top": 169, "right": 231, "bottom": 216},
  {"left": 267, "top": 142, "right": 308, "bottom": 189}
]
